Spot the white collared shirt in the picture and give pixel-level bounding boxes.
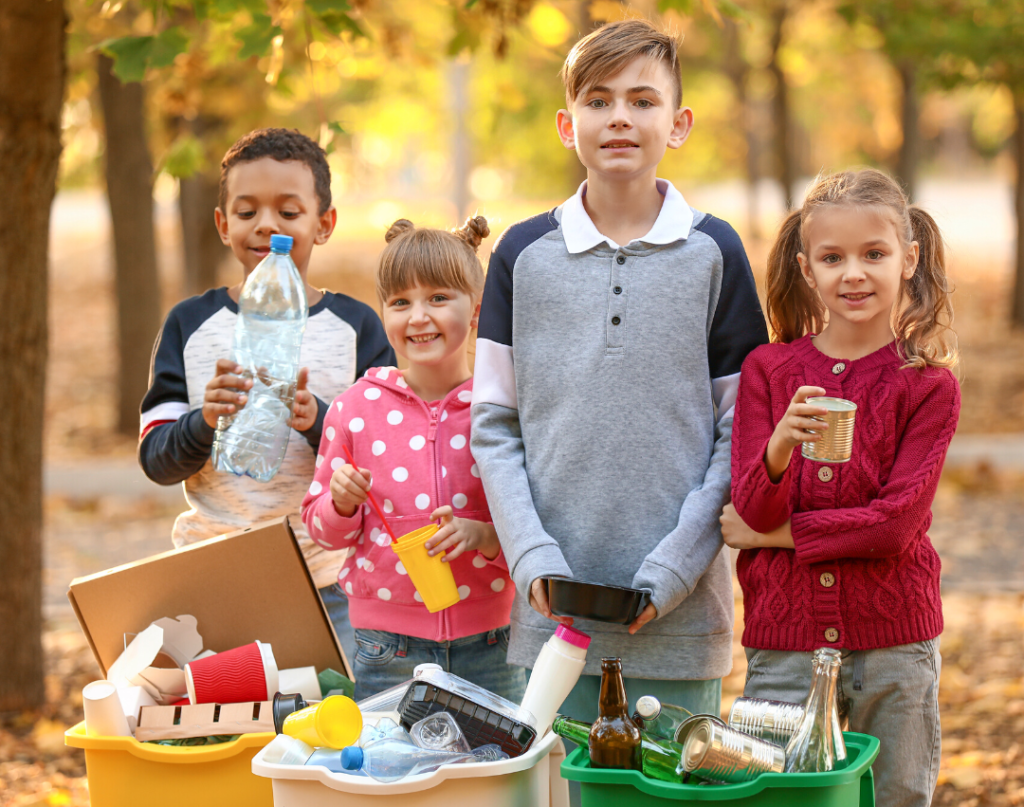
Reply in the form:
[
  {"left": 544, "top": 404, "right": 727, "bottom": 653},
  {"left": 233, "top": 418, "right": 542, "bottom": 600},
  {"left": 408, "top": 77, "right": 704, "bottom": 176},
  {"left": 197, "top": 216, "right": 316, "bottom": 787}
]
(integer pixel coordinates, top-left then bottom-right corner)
[{"left": 559, "top": 178, "right": 694, "bottom": 254}]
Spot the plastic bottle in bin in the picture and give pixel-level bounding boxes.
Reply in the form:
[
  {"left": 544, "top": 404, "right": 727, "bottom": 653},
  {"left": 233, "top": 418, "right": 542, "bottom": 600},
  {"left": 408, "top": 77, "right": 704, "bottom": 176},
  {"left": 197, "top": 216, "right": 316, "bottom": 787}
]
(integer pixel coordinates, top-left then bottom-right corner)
[
  {"left": 519, "top": 624, "right": 590, "bottom": 734},
  {"left": 340, "top": 738, "right": 477, "bottom": 783},
  {"left": 212, "top": 232, "right": 307, "bottom": 482}
]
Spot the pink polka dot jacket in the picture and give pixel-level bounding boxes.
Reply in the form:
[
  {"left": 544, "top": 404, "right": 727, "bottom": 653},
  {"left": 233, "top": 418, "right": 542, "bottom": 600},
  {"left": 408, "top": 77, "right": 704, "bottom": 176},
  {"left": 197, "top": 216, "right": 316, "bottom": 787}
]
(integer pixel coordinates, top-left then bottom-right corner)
[
  {"left": 731, "top": 336, "right": 960, "bottom": 653},
  {"left": 301, "top": 367, "right": 514, "bottom": 642}
]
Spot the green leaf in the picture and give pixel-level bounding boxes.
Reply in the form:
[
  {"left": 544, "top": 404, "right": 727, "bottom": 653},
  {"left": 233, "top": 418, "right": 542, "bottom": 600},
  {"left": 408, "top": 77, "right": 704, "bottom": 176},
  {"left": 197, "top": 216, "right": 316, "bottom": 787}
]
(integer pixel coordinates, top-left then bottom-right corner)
[
  {"left": 149, "top": 26, "right": 190, "bottom": 69},
  {"left": 657, "top": 0, "right": 696, "bottom": 13},
  {"left": 161, "top": 134, "right": 205, "bottom": 179},
  {"left": 316, "top": 11, "right": 366, "bottom": 38},
  {"left": 306, "top": 0, "right": 351, "bottom": 14},
  {"left": 464, "top": 0, "right": 479, "bottom": 8},
  {"left": 447, "top": 27, "right": 479, "bottom": 57},
  {"left": 99, "top": 35, "right": 155, "bottom": 83},
  {"left": 236, "top": 13, "right": 281, "bottom": 59}
]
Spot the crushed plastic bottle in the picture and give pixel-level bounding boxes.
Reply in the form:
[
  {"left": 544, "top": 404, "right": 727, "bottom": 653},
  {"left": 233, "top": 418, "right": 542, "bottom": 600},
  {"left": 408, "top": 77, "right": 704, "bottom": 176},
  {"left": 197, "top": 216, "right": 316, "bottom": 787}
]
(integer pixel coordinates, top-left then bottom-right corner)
[
  {"left": 212, "top": 233, "right": 307, "bottom": 482},
  {"left": 340, "top": 738, "right": 477, "bottom": 783},
  {"left": 410, "top": 712, "right": 471, "bottom": 753},
  {"left": 358, "top": 717, "right": 410, "bottom": 748}
]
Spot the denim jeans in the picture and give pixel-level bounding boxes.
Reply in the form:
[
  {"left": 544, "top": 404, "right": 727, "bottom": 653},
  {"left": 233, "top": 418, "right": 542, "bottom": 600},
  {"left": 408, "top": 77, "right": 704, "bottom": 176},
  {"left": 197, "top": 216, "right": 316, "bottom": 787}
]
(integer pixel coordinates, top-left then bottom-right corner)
[
  {"left": 318, "top": 584, "right": 357, "bottom": 678},
  {"left": 744, "top": 640, "right": 941, "bottom": 807},
  {"left": 352, "top": 627, "right": 527, "bottom": 704},
  {"left": 531, "top": 670, "right": 722, "bottom": 807}
]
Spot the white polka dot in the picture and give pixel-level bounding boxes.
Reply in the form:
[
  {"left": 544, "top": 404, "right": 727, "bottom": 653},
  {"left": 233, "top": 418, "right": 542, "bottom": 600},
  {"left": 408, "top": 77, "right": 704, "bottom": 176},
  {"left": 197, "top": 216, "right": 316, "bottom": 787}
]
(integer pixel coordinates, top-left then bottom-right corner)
[
  {"left": 471, "top": 463, "right": 480, "bottom": 478},
  {"left": 316, "top": 537, "right": 331, "bottom": 548},
  {"left": 387, "top": 410, "right": 403, "bottom": 425},
  {"left": 358, "top": 534, "right": 365, "bottom": 544},
  {"left": 409, "top": 435, "right": 426, "bottom": 450},
  {"left": 364, "top": 387, "right": 382, "bottom": 400},
  {"left": 309, "top": 480, "right": 323, "bottom": 495},
  {"left": 396, "top": 376, "right": 408, "bottom": 389},
  {"left": 349, "top": 417, "right": 365, "bottom": 433},
  {"left": 490, "top": 578, "right": 506, "bottom": 592},
  {"left": 396, "top": 561, "right": 407, "bottom": 575},
  {"left": 450, "top": 434, "right": 467, "bottom": 450},
  {"left": 452, "top": 493, "right": 468, "bottom": 508},
  {"left": 313, "top": 515, "right": 322, "bottom": 531},
  {"left": 392, "top": 466, "right": 409, "bottom": 482},
  {"left": 383, "top": 499, "right": 394, "bottom": 514},
  {"left": 345, "top": 582, "right": 353, "bottom": 595},
  {"left": 472, "top": 555, "right": 488, "bottom": 568},
  {"left": 415, "top": 493, "right": 430, "bottom": 510},
  {"left": 413, "top": 591, "right": 423, "bottom": 603},
  {"left": 344, "top": 529, "right": 360, "bottom": 541},
  {"left": 372, "top": 440, "right": 386, "bottom": 456},
  {"left": 316, "top": 454, "right": 324, "bottom": 468},
  {"left": 441, "top": 410, "right": 449, "bottom": 422},
  {"left": 356, "top": 557, "right": 365, "bottom": 568},
  {"left": 442, "top": 466, "right": 447, "bottom": 478},
  {"left": 370, "top": 527, "right": 381, "bottom": 544},
  {"left": 364, "top": 560, "right": 375, "bottom": 573},
  {"left": 458, "top": 585, "right": 471, "bottom": 600},
  {"left": 377, "top": 588, "right": 392, "bottom": 601},
  {"left": 376, "top": 367, "right": 390, "bottom": 379},
  {"left": 339, "top": 567, "right": 350, "bottom": 578},
  {"left": 458, "top": 390, "right": 473, "bottom": 403},
  {"left": 326, "top": 426, "right": 336, "bottom": 441},
  {"left": 335, "top": 401, "right": 343, "bottom": 412},
  {"left": 331, "top": 457, "right": 344, "bottom": 471}
]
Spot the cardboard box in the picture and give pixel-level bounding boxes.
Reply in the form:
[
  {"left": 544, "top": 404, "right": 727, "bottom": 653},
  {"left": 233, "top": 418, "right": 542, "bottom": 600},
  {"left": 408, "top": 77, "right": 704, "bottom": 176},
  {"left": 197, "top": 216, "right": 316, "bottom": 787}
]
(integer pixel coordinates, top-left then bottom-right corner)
[{"left": 67, "top": 516, "right": 352, "bottom": 683}]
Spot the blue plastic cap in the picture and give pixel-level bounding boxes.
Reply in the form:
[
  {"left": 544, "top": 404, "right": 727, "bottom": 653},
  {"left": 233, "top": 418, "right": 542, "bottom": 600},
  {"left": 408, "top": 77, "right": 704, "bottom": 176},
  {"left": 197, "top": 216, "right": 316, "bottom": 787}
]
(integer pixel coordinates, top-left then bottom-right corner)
[
  {"left": 340, "top": 746, "right": 363, "bottom": 771},
  {"left": 270, "top": 234, "right": 293, "bottom": 253}
]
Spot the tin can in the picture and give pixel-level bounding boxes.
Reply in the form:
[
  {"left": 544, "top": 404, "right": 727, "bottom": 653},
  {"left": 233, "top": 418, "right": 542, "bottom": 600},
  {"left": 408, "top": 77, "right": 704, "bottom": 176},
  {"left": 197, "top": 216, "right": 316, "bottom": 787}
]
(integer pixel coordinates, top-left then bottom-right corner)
[
  {"left": 801, "top": 397, "right": 856, "bottom": 463},
  {"left": 727, "top": 698, "right": 805, "bottom": 745},
  {"left": 681, "top": 717, "right": 786, "bottom": 784}
]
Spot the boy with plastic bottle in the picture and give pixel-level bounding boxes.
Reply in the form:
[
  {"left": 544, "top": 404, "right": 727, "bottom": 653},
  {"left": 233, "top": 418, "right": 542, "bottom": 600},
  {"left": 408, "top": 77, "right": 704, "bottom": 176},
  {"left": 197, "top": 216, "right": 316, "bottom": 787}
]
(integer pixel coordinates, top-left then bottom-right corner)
[{"left": 139, "top": 129, "right": 395, "bottom": 664}]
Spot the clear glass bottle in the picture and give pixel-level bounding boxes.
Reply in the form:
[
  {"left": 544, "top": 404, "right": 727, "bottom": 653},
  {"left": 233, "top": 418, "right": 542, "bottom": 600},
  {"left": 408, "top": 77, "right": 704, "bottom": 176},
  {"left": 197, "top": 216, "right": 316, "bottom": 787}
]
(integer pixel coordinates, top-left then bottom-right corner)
[
  {"left": 784, "top": 647, "right": 847, "bottom": 772},
  {"left": 589, "top": 658, "right": 642, "bottom": 770},
  {"left": 632, "top": 696, "right": 693, "bottom": 743}
]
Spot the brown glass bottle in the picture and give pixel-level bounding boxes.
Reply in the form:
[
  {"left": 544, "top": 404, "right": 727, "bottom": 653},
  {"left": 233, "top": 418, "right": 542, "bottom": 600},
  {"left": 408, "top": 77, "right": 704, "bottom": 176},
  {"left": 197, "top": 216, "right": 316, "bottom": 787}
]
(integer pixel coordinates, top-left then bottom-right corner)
[{"left": 589, "top": 657, "right": 642, "bottom": 770}]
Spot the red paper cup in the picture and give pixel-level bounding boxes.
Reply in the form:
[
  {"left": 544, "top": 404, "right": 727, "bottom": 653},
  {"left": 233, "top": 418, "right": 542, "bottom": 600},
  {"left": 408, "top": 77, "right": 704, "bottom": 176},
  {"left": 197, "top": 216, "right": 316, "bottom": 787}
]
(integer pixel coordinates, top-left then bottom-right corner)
[{"left": 185, "top": 640, "right": 279, "bottom": 705}]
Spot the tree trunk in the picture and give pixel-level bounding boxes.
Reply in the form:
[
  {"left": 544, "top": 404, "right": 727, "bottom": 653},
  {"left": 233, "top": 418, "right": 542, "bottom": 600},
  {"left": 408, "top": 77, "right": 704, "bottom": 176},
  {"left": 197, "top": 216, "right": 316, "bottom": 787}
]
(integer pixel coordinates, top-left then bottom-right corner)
[
  {"left": 768, "top": 3, "right": 794, "bottom": 211},
  {"left": 97, "top": 54, "right": 163, "bottom": 437},
  {"left": 179, "top": 116, "right": 229, "bottom": 296},
  {"left": 450, "top": 58, "right": 472, "bottom": 219},
  {"left": 1012, "top": 89, "right": 1024, "bottom": 328},
  {"left": 0, "top": 0, "right": 65, "bottom": 712},
  {"left": 723, "top": 18, "right": 760, "bottom": 240},
  {"left": 896, "top": 60, "right": 920, "bottom": 202}
]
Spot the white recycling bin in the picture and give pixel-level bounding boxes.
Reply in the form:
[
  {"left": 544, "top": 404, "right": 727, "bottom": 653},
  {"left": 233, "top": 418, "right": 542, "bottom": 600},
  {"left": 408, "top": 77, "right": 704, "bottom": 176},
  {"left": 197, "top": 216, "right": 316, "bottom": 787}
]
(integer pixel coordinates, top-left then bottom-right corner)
[{"left": 251, "top": 729, "right": 568, "bottom": 807}]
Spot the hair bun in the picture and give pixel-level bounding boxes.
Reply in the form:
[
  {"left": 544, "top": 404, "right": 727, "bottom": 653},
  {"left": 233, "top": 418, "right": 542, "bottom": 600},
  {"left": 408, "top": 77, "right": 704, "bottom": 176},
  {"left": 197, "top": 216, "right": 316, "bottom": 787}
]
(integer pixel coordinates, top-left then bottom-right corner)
[
  {"left": 385, "top": 219, "right": 415, "bottom": 244},
  {"left": 456, "top": 215, "right": 490, "bottom": 252}
]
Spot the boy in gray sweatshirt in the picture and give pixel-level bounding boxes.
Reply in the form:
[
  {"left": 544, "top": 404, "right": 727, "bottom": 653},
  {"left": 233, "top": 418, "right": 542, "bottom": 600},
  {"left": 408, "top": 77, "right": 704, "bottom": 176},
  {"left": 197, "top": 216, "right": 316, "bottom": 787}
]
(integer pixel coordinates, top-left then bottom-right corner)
[{"left": 470, "top": 20, "right": 768, "bottom": 721}]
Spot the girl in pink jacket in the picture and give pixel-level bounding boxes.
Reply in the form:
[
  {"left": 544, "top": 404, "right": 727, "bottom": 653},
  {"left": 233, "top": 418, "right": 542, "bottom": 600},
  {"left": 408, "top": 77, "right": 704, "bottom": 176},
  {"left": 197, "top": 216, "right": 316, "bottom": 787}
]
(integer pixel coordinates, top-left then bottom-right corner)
[{"left": 301, "top": 216, "right": 521, "bottom": 701}]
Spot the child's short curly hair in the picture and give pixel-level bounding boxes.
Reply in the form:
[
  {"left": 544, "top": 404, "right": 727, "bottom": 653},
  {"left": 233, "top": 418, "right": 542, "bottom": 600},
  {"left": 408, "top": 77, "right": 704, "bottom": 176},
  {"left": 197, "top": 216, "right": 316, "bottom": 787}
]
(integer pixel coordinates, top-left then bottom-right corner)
[{"left": 219, "top": 128, "right": 332, "bottom": 215}]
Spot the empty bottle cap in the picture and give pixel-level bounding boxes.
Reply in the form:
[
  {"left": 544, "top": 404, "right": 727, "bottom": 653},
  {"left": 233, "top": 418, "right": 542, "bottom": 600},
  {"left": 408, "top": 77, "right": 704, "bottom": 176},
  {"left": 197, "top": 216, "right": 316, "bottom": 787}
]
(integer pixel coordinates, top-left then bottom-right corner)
[
  {"left": 555, "top": 624, "right": 591, "bottom": 649},
  {"left": 340, "top": 746, "right": 363, "bottom": 771},
  {"left": 270, "top": 234, "right": 294, "bottom": 253}
]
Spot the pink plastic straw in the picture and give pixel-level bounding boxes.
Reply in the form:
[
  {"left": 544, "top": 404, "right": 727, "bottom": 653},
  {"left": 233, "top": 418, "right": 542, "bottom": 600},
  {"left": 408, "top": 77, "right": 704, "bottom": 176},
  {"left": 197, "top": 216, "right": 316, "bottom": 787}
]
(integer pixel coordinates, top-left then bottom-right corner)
[{"left": 339, "top": 443, "right": 399, "bottom": 544}]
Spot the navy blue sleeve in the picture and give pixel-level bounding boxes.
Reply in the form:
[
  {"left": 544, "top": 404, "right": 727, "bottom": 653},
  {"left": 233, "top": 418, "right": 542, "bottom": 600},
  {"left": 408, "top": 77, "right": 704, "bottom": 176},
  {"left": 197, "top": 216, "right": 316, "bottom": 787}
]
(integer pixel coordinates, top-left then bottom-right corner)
[
  {"left": 139, "top": 412, "right": 216, "bottom": 484},
  {"left": 696, "top": 215, "right": 770, "bottom": 379},
  {"left": 298, "top": 395, "right": 329, "bottom": 451},
  {"left": 478, "top": 210, "right": 559, "bottom": 347}
]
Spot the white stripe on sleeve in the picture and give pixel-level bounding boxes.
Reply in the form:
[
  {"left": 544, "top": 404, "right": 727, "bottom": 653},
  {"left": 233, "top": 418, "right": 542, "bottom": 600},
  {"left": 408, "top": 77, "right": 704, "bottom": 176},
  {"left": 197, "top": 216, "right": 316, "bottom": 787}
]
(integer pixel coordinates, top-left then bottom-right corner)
[
  {"left": 472, "top": 338, "right": 518, "bottom": 410},
  {"left": 711, "top": 371, "right": 740, "bottom": 426},
  {"left": 140, "top": 401, "right": 190, "bottom": 433}
]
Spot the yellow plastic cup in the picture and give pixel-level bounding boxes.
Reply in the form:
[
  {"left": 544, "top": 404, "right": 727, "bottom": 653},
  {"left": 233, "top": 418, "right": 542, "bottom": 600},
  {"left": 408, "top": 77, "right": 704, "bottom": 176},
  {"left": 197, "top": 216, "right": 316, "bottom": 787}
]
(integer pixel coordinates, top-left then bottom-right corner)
[
  {"left": 281, "top": 695, "right": 362, "bottom": 749},
  {"left": 392, "top": 524, "right": 461, "bottom": 613}
]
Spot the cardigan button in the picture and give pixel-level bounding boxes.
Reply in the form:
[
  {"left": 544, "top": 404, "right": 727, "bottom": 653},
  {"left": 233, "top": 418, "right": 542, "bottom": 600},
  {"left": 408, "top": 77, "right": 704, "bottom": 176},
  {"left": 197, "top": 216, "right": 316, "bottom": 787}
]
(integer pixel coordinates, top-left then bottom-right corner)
[
  {"left": 832, "top": 362, "right": 846, "bottom": 374},
  {"left": 820, "top": 572, "right": 836, "bottom": 588},
  {"left": 818, "top": 466, "right": 834, "bottom": 482},
  {"left": 824, "top": 627, "right": 839, "bottom": 643}
]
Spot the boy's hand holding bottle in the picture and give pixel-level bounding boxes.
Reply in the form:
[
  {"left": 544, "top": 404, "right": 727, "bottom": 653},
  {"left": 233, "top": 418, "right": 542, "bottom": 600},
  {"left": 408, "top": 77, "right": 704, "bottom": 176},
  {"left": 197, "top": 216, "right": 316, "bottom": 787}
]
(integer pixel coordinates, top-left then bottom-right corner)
[
  {"left": 425, "top": 506, "right": 500, "bottom": 562},
  {"left": 288, "top": 367, "right": 317, "bottom": 431},
  {"left": 764, "top": 386, "right": 828, "bottom": 482},
  {"left": 203, "top": 359, "right": 316, "bottom": 431}
]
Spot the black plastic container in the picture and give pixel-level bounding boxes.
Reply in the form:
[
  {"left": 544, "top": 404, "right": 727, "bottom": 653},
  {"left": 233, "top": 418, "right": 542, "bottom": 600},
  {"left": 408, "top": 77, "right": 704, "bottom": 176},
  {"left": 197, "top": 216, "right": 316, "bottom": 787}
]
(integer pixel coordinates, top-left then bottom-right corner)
[
  {"left": 397, "top": 682, "right": 537, "bottom": 758},
  {"left": 271, "top": 692, "right": 308, "bottom": 734},
  {"left": 545, "top": 578, "right": 647, "bottom": 625}
]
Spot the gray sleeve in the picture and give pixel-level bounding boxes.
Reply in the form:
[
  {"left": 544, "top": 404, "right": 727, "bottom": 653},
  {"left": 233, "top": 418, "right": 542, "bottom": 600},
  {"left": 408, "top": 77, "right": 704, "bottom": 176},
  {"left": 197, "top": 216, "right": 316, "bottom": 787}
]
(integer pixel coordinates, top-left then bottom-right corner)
[
  {"left": 631, "top": 413, "right": 733, "bottom": 618},
  {"left": 470, "top": 402, "right": 574, "bottom": 595}
]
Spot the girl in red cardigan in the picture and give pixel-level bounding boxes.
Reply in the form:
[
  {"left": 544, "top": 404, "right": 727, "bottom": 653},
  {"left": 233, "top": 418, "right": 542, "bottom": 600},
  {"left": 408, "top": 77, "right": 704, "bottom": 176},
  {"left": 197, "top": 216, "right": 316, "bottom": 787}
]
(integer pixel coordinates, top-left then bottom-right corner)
[{"left": 722, "top": 169, "right": 958, "bottom": 807}]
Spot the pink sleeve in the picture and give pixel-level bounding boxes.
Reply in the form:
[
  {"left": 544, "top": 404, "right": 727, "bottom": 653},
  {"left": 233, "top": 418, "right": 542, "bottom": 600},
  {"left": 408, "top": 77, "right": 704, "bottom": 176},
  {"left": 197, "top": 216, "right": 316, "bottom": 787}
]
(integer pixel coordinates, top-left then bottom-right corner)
[
  {"left": 301, "top": 396, "right": 364, "bottom": 549},
  {"left": 791, "top": 372, "right": 960, "bottom": 564},
  {"left": 731, "top": 352, "right": 795, "bottom": 533}
]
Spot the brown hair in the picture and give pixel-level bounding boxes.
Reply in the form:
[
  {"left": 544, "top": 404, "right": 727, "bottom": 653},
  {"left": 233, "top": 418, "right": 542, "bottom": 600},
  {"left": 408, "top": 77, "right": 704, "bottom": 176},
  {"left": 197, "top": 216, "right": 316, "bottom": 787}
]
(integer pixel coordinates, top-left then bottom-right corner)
[
  {"left": 765, "top": 168, "right": 957, "bottom": 370},
  {"left": 376, "top": 216, "right": 489, "bottom": 302},
  {"left": 219, "top": 128, "right": 332, "bottom": 215},
  {"left": 561, "top": 19, "right": 683, "bottom": 109}
]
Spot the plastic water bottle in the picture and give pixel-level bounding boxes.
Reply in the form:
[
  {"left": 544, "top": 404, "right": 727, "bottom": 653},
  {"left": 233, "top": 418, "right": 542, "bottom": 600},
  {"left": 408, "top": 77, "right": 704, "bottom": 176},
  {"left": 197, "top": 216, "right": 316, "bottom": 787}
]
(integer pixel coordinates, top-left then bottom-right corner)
[
  {"left": 212, "top": 233, "right": 307, "bottom": 482},
  {"left": 340, "top": 738, "right": 477, "bottom": 783},
  {"left": 358, "top": 717, "right": 410, "bottom": 747}
]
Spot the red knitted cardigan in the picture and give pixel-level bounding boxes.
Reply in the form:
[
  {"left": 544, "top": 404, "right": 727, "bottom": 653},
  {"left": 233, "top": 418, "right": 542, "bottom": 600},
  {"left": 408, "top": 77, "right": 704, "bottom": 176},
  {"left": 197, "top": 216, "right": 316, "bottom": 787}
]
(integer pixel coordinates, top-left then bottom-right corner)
[{"left": 731, "top": 335, "right": 960, "bottom": 652}]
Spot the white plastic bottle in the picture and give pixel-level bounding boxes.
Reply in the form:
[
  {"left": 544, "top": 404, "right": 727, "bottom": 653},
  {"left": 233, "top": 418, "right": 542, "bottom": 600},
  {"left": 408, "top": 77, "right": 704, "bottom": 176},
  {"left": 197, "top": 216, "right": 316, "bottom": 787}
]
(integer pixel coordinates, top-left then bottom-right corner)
[
  {"left": 520, "top": 624, "right": 591, "bottom": 734},
  {"left": 212, "top": 233, "right": 307, "bottom": 482}
]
